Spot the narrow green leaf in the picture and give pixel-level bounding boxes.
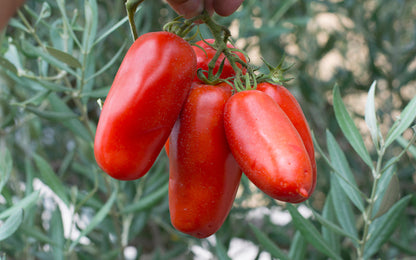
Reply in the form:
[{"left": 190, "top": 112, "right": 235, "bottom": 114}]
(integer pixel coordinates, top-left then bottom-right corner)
[
  {"left": 50, "top": 208, "right": 65, "bottom": 260},
  {"left": 396, "top": 136, "right": 416, "bottom": 158},
  {"left": 0, "top": 208, "right": 23, "bottom": 241},
  {"left": 0, "top": 147, "right": 12, "bottom": 193},
  {"left": 45, "top": 47, "right": 81, "bottom": 68},
  {"left": 327, "top": 130, "right": 365, "bottom": 212},
  {"left": 69, "top": 186, "right": 118, "bottom": 251},
  {"left": 122, "top": 183, "right": 168, "bottom": 214},
  {"left": 373, "top": 173, "right": 400, "bottom": 219},
  {"left": 21, "top": 225, "right": 57, "bottom": 245},
  {"left": 0, "top": 191, "right": 40, "bottom": 219},
  {"left": 385, "top": 95, "right": 416, "bottom": 147},
  {"left": 215, "top": 237, "right": 231, "bottom": 260},
  {"left": 314, "top": 207, "right": 359, "bottom": 244},
  {"left": 85, "top": 42, "right": 126, "bottom": 82},
  {"left": 21, "top": 41, "right": 77, "bottom": 76},
  {"left": 0, "top": 56, "right": 18, "bottom": 74},
  {"left": 48, "top": 93, "right": 92, "bottom": 141},
  {"left": 330, "top": 175, "right": 359, "bottom": 245},
  {"left": 363, "top": 195, "right": 412, "bottom": 259},
  {"left": 321, "top": 192, "right": 340, "bottom": 254},
  {"left": 288, "top": 231, "right": 306, "bottom": 260},
  {"left": 287, "top": 204, "right": 342, "bottom": 260},
  {"left": 81, "top": 86, "right": 111, "bottom": 98},
  {"left": 373, "top": 162, "right": 400, "bottom": 219},
  {"left": 83, "top": 0, "right": 98, "bottom": 52},
  {"left": 249, "top": 224, "right": 289, "bottom": 260},
  {"left": 25, "top": 105, "right": 79, "bottom": 121},
  {"left": 365, "top": 81, "right": 379, "bottom": 148},
  {"left": 93, "top": 16, "right": 129, "bottom": 46},
  {"left": 333, "top": 84, "right": 373, "bottom": 168},
  {"left": 33, "top": 154, "right": 70, "bottom": 206}
]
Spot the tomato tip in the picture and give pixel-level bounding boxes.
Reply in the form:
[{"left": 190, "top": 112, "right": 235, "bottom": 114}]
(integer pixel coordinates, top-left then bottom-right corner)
[{"left": 298, "top": 187, "right": 309, "bottom": 198}]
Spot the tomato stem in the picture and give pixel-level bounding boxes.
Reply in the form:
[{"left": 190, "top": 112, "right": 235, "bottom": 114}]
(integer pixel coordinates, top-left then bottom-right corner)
[{"left": 125, "top": 0, "right": 145, "bottom": 40}]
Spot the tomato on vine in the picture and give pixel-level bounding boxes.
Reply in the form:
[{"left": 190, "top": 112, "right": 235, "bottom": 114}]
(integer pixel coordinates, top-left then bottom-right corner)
[{"left": 94, "top": 31, "right": 197, "bottom": 181}]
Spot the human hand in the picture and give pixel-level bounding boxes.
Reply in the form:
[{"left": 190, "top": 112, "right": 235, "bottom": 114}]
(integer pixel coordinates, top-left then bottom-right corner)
[{"left": 166, "top": 0, "right": 244, "bottom": 19}]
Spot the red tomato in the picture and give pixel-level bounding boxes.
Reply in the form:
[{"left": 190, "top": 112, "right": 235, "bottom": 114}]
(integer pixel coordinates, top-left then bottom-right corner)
[
  {"left": 256, "top": 82, "right": 317, "bottom": 194},
  {"left": 224, "top": 90, "right": 313, "bottom": 203},
  {"left": 169, "top": 83, "right": 242, "bottom": 238},
  {"left": 193, "top": 39, "right": 246, "bottom": 83},
  {"left": 94, "top": 32, "right": 197, "bottom": 181}
]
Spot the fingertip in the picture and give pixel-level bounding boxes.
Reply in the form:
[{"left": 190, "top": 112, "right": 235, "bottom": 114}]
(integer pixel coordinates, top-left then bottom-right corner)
[
  {"left": 167, "top": 0, "right": 204, "bottom": 19},
  {"left": 213, "top": 0, "right": 244, "bottom": 16}
]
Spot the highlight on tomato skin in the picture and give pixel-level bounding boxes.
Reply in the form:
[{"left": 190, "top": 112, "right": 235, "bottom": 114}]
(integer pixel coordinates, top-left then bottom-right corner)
[
  {"left": 168, "top": 82, "right": 242, "bottom": 238},
  {"left": 94, "top": 31, "right": 197, "bottom": 181},
  {"left": 223, "top": 90, "right": 314, "bottom": 203},
  {"left": 256, "top": 82, "right": 317, "bottom": 195}
]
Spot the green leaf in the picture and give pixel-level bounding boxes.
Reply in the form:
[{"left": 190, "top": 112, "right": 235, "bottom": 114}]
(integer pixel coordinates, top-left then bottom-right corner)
[
  {"left": 396, "top": 136, "right": 416, "bottom": 158},
  {"left": 93, "top": 16, "right": 129, "bottom": 46},
  {"left": 69, "top": 186, "right": 118, "bottom": 251},
  {"left": 85, "top": 42, "right": 126, "bottom": 82},
  {"left": 81, "top": 86, "right": 111, "bottom": 98},
  {"left": 327, "top": 130, "right": 365, "bottom": 212},
  {"left": 33, "top": 154, "right": 70, "bottom": 206},
  {"left": 21, "top": 41, "right": 77, "bottom": 76},
  {"left": 0, "top": 208, "right": 23, "bottom": 241},
  {"left": 48, "top": 93, "right": 92, "bottom": 141},
  {"left": 50, "top": 208, "right": 65, "bottom": 260},
  {"left": 330, "top": 175, "right": 359, "bottom": 245},
  {"left": 372, "top": 162, "right": 400, "bottom": 219},
  {"left": 215, "top": 237, "right": 231, "bottom": 260},
  {"left": 25, "top": 105, "right": 79, "bottom": 121},
  {"left": 83, "top": 0, "right": 98, "bottom": 52},
  {"left": 321, "top": 192, "right": 340, "bottom": 254},
  {"left": 0, "top": 191, "right": 40, "bottom": 219},
  {"left": 249, "top": 224, "right": 289, "bottom": 260},
  {"left": 288, "top": 231, "right": 306, "bottom": 260},
  {"left": 0, "top": 56, "right": 18, "bottom": 74},
  {"left": 365, "top": 81, "right": 379, "bottom": 148},
  {"left": 363, "top": 195, "right": 412, "bottom": 259},
  {"left": 46, "top": 46, "right": 81, "bottom": 68},
  {"left": 21, "top": 225, "right": 57, "bottom": 245},
  {"left": 333, "top": 84, "right": 373, "bottom": 169},
  {"left": 122, "top": 183, "right": 168, "bottom": 214},
  {"left": 385, "top": 95, "right": 416, "bottom": 147},
  {"left": 287, "top": 204, "right": 342, "bottom": 260},
  {"left": 314, "top": 206, "right": 359, "bottom": 244},
  {"left": 0, "top": 146, "right": 12, "bottom": 193}
]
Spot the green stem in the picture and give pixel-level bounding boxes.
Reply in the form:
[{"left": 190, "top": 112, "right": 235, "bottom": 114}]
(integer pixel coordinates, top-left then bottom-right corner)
[
  {"left": 125, "top": 0, "right": 145, "bottom": 40},
  {"left": 357, "top": 146, "right": 385, "bottom": 258},
  {"left": 199, "top": 11, "right": 250, "bottom": 90}
]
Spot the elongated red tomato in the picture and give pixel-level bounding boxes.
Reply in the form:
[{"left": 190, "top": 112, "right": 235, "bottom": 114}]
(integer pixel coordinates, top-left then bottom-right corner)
[
  {"left": 224, "top": 90, "right": 313, "bottom": 203},
  {"left": 193, "top": 39, "right": 246, "bottom": 83},
  {"left": 94, "top": 32, "right": 197, "bottom": 181},
  {"left": 256, "top": 82, "right": 317, "bottom": 194},
  {"left": 169, "top": 83, "right": 242, "bottom": 238}
]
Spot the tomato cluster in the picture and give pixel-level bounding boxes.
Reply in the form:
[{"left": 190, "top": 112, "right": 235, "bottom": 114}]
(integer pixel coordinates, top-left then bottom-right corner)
[{"left": 94, "top": 32, "right": 316, "bottom": 238}]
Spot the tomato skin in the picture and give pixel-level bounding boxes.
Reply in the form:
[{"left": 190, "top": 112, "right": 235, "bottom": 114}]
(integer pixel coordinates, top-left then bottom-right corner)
[
  {"left": 169, "top": 83, "right": 242, "bottom": 238},
  {"left": 94, "top": 32, "right": 197, "bottom": 181},
  {"left": 224, "top": 90, "right": 313, "bottom": 203},
  {"left": 193, "top": 39, "right": 245, "bottom": 82},
  {"left": 256, "top": 82, "right": 317, "bottom": 194}
]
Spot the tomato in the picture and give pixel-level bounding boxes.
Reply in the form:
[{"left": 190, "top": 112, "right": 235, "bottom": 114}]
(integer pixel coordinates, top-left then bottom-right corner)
[
  {"left": 256, "top": 82, "right": 317, "bottom": 194},
  {"left": 169, "top": 83, "right": 242, "bottom": 238},
  {"left": 193, "top": 39, "right": 246, "bottom": 83},
  {"left": 94, "top": 32, "right": 197, "bottom": 181},
  {"left": 224, "top": 90, "right": 313, "bottom": 203}
]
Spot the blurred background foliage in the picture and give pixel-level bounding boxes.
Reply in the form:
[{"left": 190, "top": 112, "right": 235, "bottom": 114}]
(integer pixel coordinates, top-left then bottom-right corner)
[{"left": 0, "top": 0, "right": 415, "bottom": 259}]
